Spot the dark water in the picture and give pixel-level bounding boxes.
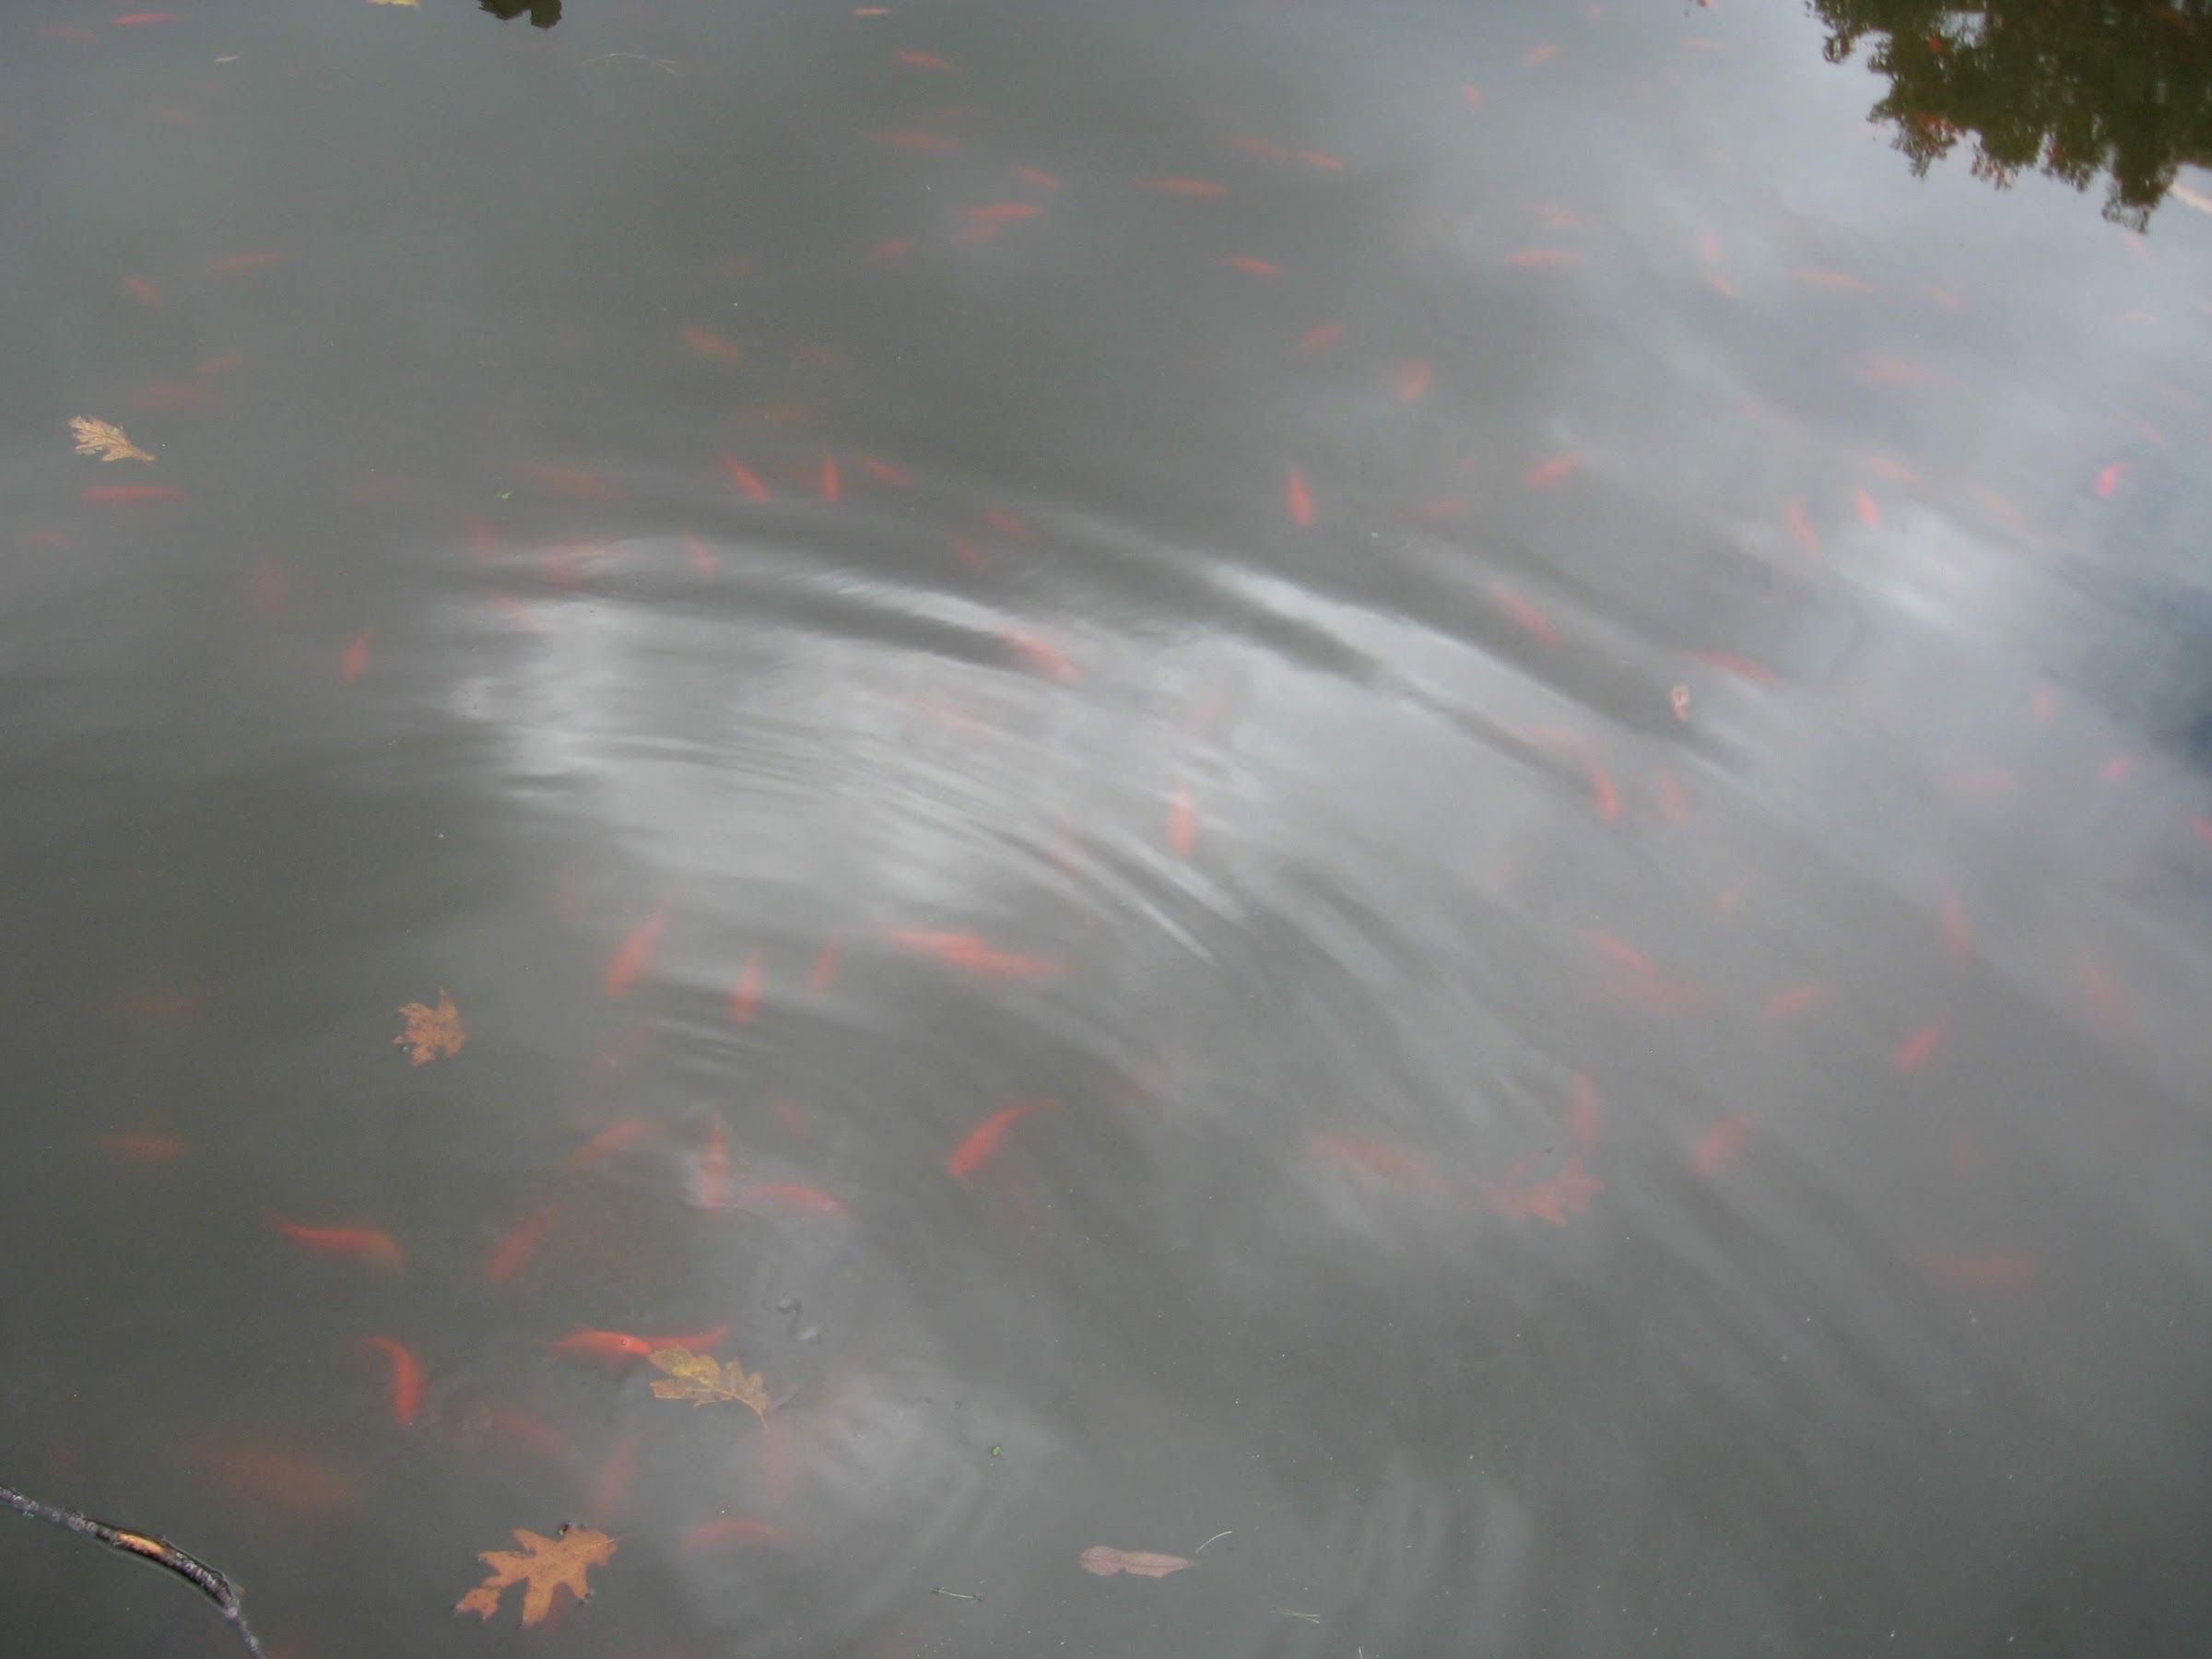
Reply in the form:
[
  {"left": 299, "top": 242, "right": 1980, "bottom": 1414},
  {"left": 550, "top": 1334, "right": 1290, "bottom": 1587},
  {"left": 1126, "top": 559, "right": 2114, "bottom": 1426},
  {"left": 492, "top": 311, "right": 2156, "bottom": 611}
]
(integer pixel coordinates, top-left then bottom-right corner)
[{"left": 7, "top": 1, "right": 2212, "bottom": 1654}]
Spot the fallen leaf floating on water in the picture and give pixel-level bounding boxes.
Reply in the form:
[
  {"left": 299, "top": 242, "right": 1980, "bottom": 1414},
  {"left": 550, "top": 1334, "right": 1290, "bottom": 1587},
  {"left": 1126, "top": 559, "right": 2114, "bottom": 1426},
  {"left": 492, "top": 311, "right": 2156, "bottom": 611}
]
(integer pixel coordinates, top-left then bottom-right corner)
[
  {"left": 369, "top": 0, "right": 421, "bottom": 6},
  {"left": 394, "top": 989, "right": 465, "bottom": 1065},
  {"left": 649, "top": 1346, "right": 771, "bottom": 1420},
  {"left": 70, "top": 418, "right": 152, "bottom": 464},
  {"left": 1080, "top": 1546, "right": 1193, "bottom": 1578},
  {"left": 455, "top": 1524, "right": 617, "bottom": 1628}
]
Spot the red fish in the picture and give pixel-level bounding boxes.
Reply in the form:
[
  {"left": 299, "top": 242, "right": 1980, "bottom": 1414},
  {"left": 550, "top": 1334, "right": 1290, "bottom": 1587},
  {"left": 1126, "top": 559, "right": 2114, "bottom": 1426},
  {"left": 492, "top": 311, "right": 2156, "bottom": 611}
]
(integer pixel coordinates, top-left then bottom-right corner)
[
  {"left": 858, "top": 455, "right": 912, "bottom": 486},
  {"left": 589, "top": 1430, "right": 641, "bottom": 1522},
  {"left": 874, "top": 128, "right": 959, "bottom": 153},
  {"left": 1300, "top": 151, "right": 1345, "bottom": 171},
  {"left": 83, "top": 486, "right": 186, "bottom": 504},
  {"left": 359, "top": 1337, "right": 422, "bottom": 1427},
  {"left": 1308, "top": 1133, "right": 1445, "bottom": 1192},
  {"left": 1566, "top": 1075, "right": 1602, "bottom": 1152},
  {"left": 1524, "top": 453, "right": 1579, "bottom": 488},
  {"left": 723, "top": 457, "right": 771, "bottom": 501},
  {"left": 463, "top": 1406, "right": 572, "bottom": 1462},
  {"left": 1689, "top": 1114, "right": 1751, "bottom": 1177},
  {"left": 2100, "top": 753, "right": 2137, "bottom": 784},
  {"left": 818, "top": 453, "right": 841, "bottom": 502},
  {"left": 684, "top": 1516, "right": 788, "bottom": 1548},
  {"left": 736, "top": 1182, "right": 850, "bottom": 1217},
  {"left": 192, "top": 1444, "right": 354, "bottom": 1518},
  {"left": 1893, "top": 1017, "right": 1949, "bottom": 1075},
  {"left": 1785, "top": 497, "right": 1819, "bottom": 557},
  {"left": 120, "top": 276, "right": 163, "bottom": 308},
  {"left": 731, "top": 951, "right": 763, "bottom": 1023},
  {"left": 545, "top": 1331, "right": 657, "bottom": 1362},
  {"left": 1286, "top": 465, "right": 1313, "bottom": 525},
  {"left": 810, "top": 934, "right": 841, "bottom": 994},
  {"left": 1588, "top": 934, "right": 1653, "bottom": 976},
  {"left": 1926, "top": 1251, "right": 2036, "bottom": 1290},
  {"left": 486, "top": 1206, "right": 557, "bottom": 1285},
  {"left": 1396, "top": 360, "right": 1433, "bottom": 402},
  {"left": 1487, "top": 1154, "right": 1601, "bottom": 1223},
  {"left": 1460, "top": 84, "right": 1483, "bottom": 108},
  {"left": 1229, "top": 134, "right": 1288, "bottom": 159},
  {"left": 208, "top": 253, "right": 285, "bottom": 277},
  {"left": 894, "top": 49, "right": 955, "bottom": 69},
  {"left": 117, "top": 11, "right": 183, "bottom": 23},
  {"left": 1143, "top": 178, "right": 1227, "bottom": 198},
  {"left": 339, "top": 629, "right": 370, "bottom": 684},
  {"left": 864, "top": 237, "right": 914, "bottom": 265},
  {"left": 1585, "top": 759, "right": 1621, "bottom": 821},
  {"left": 1793, "top": 268, "right": 1877, "bottom": 295},
  {"left": 889, "top": 931, "right": 1063, "bottom": 979},
  {"left": 982, "top": 509, "right": 1033, "bottom": 540},
  {"left": 1227, "top": 256, "right": 1283, "bottom": 276},
  {"left": 1004, "top": 630, "right": 1079, "bottom": 683},
  {"left": 1854, "top": 487, "right": 1880, "bottom": 527},
  {"left": 694, "top": 1122, "right": 731, "bottom": 1208},
  {"left": 947, "top": 1101, "right": 1047, "bottom": 1177},
  {"left": 1016, "top": 168, "right": 1062, "bottom": 189},
  {"left": 1689, "top": 651, "right": 1780, "bottom": 685},
  {"left": 605, "top": 907, "right": 667, "bottom": 996},
  {"left": 1493, "top": 586, "right": 1558, "bottom": 646},
  {"left": 2095, "top": 462, "right": 2129, "bottom": 498},
  {"left": 564, "top": 1120, "right": 658, "bottom": 1168},
  {"left": 1168, "top": 785, "right": 1197, "bottom": 857},
  {"left": 1524, "top": 43, "right": 1559, "bottom": 65},
  {"left": 271, "top": 1217, "right": 404, "bottom": 1272},
  {"left": 100, "top": 1131, "right": 185, "bottom": 1162},
  {"left": 1763, "top": 982, "right": 1830, "bottom": 1020},
  {"left": 1652, "top": 770, "right": 1688, "bottom": 824},
  {"left": 1296, "top": 323, "right": 1343, "bottom": 352}
]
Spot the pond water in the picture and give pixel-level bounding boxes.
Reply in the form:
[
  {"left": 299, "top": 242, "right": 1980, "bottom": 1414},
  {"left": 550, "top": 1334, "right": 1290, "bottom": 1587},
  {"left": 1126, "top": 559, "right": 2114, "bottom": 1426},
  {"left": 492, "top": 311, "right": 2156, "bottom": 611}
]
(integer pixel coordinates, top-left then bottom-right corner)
[{"left": 6, "top": 2, "right": 2212, "bottom": 1655}]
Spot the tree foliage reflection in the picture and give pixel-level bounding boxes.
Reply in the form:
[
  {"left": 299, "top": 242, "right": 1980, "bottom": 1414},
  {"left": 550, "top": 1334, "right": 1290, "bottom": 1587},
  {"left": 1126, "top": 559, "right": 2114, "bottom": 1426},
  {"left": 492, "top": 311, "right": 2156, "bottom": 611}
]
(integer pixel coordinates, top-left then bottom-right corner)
[{"left": 1811, "top": 0, "right": 2212, "bottom": 229}]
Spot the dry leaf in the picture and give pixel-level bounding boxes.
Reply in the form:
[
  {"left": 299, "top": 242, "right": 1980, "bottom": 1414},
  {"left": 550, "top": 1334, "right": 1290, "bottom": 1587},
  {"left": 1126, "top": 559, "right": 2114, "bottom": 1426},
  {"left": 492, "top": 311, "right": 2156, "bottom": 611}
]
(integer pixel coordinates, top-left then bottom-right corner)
[
  {"left": 369, "top": 0, "right": 422, "bottom": 7},
  {"left": 648, "top": 1346, "right": 771, "bottom": 1420},
  {"left": 455, "top": 1524, "right": 615, "bottom": 1627},
  {"left": 70, "top": 418, "right": 153, "bottom": 464},
  {"left": 394, "top": 990, "right": 466, "bottom": 1065},
  {"left": 1079, "top": 1546, "right": 1193, "bottom": 1578}
]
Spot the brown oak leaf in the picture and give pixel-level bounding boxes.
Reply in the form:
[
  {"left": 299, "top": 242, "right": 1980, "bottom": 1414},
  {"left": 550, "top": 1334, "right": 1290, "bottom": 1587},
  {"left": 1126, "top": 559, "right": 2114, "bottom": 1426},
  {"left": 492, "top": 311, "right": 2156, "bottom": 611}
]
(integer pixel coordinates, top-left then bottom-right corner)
[
  {"left": 648, "top": 1346, "right": 770, "bottom": 1421},
  {"left": 455, "top": 1524, "right": 615, "bottom": 1627},
  {"left": 394, "top": 990, "right": 465, "bottom": 1065},
  {"left": 70, "top": 418, "right": 153, "bottom": 464}
]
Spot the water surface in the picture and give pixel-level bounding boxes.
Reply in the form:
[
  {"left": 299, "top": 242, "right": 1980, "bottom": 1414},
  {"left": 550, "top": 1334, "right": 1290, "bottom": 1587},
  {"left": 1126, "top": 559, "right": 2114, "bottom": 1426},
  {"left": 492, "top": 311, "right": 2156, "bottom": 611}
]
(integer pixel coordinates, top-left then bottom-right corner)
[{"left": 7, "top": 2, "right": 2212, "bottom": 1654}]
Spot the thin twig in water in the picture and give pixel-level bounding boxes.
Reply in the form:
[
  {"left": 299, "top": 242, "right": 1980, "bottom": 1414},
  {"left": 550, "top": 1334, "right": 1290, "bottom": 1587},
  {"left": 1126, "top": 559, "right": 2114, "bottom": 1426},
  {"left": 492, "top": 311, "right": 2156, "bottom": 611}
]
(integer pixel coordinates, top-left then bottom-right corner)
[
  {"left": 1279, "top": 1608, "right": 1323, "bottom": 1623},
  {"left": 929, "top": 1585, "right": 982, "bottom": 1601},
  {"left": 1195, "top": 1529, "right": 1233, "bottom": 1552},
  {"left": 1, "top": 1484, "right": 270, "bottom": 1659}
]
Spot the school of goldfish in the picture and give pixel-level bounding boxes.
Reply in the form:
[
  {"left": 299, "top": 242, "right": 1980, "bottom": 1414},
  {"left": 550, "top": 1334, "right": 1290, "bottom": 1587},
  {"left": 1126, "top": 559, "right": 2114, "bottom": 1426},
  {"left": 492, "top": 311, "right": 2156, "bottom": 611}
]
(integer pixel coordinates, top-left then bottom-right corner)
[{"left": 32, "top": 0, "right": 2212, "bottom": 1652}]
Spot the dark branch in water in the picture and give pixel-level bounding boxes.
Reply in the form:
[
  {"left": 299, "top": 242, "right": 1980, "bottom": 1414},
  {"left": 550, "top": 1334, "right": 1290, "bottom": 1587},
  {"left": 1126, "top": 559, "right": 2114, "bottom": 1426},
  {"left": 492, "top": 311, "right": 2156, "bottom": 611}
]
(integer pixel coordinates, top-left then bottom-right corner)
[{"left": 0, "top": 1483, "right": 271, "bottom": 1659}]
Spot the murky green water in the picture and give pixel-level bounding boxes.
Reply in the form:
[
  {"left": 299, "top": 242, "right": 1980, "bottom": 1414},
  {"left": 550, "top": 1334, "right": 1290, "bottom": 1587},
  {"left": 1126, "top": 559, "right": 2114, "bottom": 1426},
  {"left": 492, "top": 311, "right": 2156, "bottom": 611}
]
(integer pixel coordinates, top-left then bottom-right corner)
[{"left": 6, "top": 2, "right": 2212, "bottom": 1654}]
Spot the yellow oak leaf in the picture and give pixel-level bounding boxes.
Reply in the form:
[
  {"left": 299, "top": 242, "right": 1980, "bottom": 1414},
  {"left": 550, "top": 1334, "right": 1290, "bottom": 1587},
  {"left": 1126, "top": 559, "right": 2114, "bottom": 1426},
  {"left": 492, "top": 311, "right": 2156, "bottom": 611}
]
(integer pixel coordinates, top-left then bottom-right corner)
[
  {"left": 648, "top": 1346, "right": 771, "bottom": 1420},
  {"left": 455, "top": 1524, "right": 615, "bottom": 1628},
  {"left": 394, "top": 990, "right": 465, "bottom": 1065},
  {"left": 70, "top": 418, "right": 152, "bottom": 464}
]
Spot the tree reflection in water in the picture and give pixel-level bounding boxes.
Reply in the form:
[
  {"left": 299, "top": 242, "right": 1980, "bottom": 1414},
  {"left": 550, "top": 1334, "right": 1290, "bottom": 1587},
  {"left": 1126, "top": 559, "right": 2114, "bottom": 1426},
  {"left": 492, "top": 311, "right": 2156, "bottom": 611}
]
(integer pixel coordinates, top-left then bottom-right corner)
[{"left": 1813, "top": 0, "right": 2212, "bottom": 229}]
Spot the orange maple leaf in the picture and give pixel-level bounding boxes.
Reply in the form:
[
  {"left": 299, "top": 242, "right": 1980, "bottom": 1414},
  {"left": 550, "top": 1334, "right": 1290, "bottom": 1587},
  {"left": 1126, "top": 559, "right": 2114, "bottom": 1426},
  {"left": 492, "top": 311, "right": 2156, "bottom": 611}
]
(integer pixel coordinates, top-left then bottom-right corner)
[{"left": 455, "top": 1524, "right": 616, "bottom": 1627}]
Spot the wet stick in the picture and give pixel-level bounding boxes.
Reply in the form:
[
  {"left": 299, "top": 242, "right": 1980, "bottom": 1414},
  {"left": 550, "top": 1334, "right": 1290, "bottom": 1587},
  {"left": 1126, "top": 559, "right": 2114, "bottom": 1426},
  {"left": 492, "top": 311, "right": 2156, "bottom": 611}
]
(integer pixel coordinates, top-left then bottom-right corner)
[{"left": 0, "top": 1482, "right": 272, "bottom": 1658}]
